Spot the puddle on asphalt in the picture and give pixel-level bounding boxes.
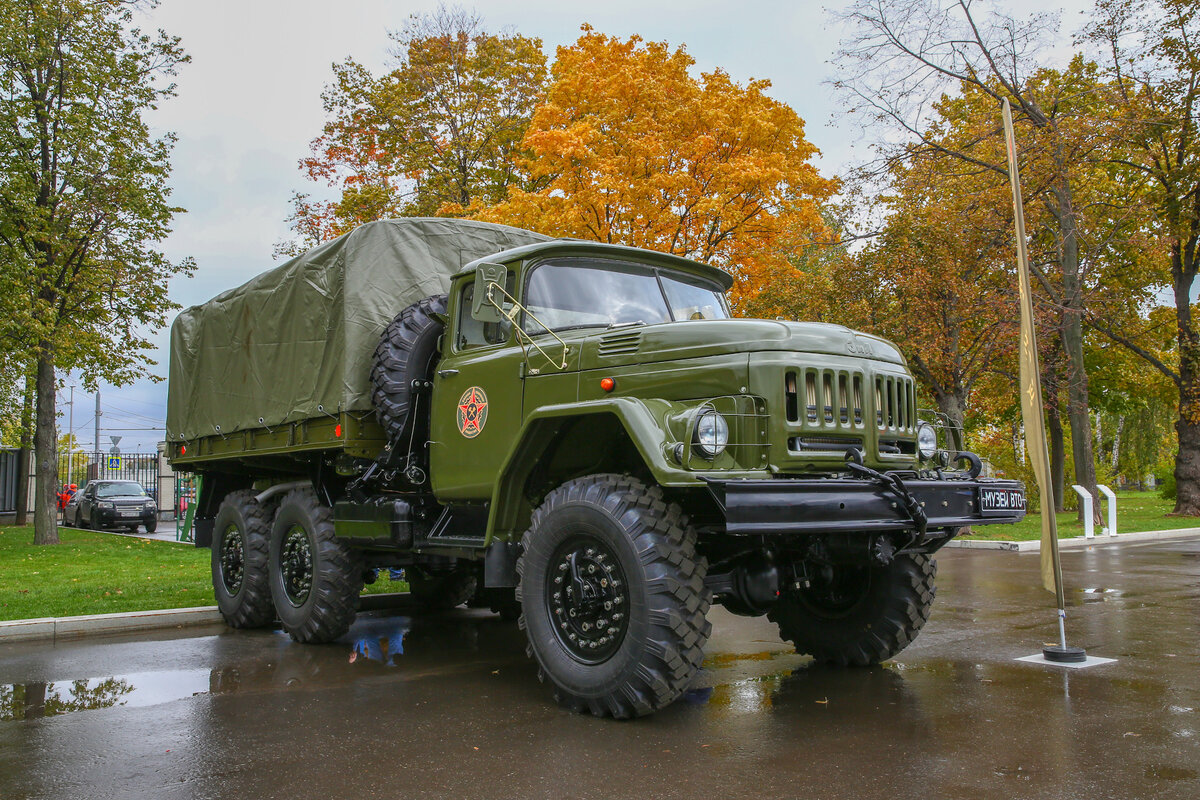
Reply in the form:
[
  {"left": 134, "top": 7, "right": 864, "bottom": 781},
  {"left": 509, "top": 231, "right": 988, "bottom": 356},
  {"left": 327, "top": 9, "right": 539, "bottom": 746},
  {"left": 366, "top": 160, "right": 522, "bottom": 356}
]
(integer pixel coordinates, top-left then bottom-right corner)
[
  {"left": 346, "top": 620, "right": 412, "bottom": 667},
  {"left": 1077, "top": 587, "right": 1125, "bottom": 603},
  {"left": 0, "top": 669, "right": 210, "bottom": 722}
]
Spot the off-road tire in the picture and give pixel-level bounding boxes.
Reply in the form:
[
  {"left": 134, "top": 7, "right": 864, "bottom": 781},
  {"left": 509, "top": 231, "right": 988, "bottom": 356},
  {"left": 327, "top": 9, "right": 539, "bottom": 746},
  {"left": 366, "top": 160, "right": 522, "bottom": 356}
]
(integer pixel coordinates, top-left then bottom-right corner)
[
  {"left": 768, "top": 553, "right": 936, "bottom": 666},
  {"left": 269, "top": 487, "right": 364, "bottom": 643},
  {"left": 145, "top": 518, "right": 158, "bottom": 534},
  {"left": 517, "top": 474, "right": 711, "bottom": 719},
  {"left": 407, "top": 565, "right": 477, "bottom": 610},
  {"left": 370, "top": 294, "right": 447, "bottom": 444},
  {"left": 211, "top": 489, "right": 276, "bottom": 629}
]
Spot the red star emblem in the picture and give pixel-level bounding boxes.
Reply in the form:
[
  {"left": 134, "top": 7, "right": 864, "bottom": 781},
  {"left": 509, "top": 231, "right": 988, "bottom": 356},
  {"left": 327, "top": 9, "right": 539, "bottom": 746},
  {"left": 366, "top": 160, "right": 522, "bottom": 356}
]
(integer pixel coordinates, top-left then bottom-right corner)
[{"left": 457, "top": 386, "right": 489, "bottom": 438}]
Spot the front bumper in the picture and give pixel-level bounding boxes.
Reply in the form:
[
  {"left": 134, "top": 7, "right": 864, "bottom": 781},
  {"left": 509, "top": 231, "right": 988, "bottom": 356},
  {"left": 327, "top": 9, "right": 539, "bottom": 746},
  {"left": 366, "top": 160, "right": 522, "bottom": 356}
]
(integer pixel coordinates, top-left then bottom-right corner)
[
  {"left": 96, "top": 509, "right": 156, "bottom": 527},
  {"left": 704, "top": 475, "right": 1026, "bottom": 535}
]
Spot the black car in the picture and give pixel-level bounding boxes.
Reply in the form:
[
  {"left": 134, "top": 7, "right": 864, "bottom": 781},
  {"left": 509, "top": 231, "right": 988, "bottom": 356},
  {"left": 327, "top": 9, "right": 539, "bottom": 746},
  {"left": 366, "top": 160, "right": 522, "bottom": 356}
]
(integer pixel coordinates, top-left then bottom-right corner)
[{"left": 68, "top": 480, "right": 158, "bottom": 533}]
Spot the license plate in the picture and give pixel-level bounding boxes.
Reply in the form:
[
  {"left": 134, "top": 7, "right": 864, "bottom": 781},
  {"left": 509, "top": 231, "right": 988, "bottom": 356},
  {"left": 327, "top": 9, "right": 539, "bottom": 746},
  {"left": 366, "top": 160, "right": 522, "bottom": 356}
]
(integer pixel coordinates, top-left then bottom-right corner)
[
  {"left": 119, "top": 510, "right": 139, "bottom": 517},
  {"left": 979, "top": 487, "right": 1026, "bottom": 516}
]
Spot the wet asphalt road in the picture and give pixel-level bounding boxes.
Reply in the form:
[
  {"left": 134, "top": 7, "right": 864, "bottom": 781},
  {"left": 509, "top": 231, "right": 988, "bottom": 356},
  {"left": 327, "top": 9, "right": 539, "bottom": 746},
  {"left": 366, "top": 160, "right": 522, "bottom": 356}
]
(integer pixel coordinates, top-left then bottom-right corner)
[{"left": 1, "top": 539, "right": 1198, "bottom": 800}]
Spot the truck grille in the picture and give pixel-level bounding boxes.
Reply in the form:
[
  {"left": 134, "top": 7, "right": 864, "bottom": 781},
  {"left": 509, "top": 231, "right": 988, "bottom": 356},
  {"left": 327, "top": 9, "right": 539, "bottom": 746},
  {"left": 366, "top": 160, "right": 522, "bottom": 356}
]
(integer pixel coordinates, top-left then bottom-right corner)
[
  {"left": 785, "top": 368, "right": 864, "bottom": 430},
  {"left": 874, "top": 375, "right": 916, "bottom": 432}
]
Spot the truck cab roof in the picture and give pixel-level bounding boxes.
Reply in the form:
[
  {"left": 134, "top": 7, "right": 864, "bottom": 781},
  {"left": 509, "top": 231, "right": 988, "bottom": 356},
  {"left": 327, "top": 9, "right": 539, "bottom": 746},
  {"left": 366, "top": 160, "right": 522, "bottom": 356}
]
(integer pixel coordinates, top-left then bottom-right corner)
[{"left": 455, "top": 239, "right": 735, "bottom": 292}]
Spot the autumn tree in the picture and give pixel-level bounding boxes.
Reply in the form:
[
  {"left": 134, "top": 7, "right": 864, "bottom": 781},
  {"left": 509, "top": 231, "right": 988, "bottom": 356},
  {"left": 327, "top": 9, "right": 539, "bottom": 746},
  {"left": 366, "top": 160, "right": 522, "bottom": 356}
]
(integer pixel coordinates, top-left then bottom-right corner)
[
  {"left": 833, "top": 154, "right": 1020, "bottom": 453},
  {"left": 0, "top": 0, "right": 191, "bottom": 544},
  {"left": 279, "top": 5, "right": 547, "bottom": 256},
  {"left": 1084, "top": 0, "right": 1200, "bottom": 514},
  {"left": 474, "top": 26, "right": 837, "bottom": 307},
  {"left": 834, "top": 0, "right": 1136, "bottom": 517}
]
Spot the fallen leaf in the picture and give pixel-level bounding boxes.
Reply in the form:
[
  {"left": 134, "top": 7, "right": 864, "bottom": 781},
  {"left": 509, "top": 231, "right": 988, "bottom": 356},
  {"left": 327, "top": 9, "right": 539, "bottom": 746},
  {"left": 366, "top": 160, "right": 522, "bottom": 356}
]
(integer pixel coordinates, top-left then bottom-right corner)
[{"left": 816, "top": 698, "right": 828, "bottom": 705}]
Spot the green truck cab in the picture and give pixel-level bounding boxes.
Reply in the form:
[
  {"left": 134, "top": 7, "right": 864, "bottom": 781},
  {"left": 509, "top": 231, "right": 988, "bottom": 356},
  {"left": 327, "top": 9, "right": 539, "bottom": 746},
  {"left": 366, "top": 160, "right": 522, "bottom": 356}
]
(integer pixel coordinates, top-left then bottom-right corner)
[{"left": 168, "top": 219, "right": 1025, "bottom": 718}]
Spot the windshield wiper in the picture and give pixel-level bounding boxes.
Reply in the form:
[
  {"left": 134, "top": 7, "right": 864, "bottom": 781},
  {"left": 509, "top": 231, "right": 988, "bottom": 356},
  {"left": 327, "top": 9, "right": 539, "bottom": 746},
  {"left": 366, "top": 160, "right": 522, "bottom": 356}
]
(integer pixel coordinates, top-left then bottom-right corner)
[{"left": 607, "top": 320, "right": 646, "bottom": 330}]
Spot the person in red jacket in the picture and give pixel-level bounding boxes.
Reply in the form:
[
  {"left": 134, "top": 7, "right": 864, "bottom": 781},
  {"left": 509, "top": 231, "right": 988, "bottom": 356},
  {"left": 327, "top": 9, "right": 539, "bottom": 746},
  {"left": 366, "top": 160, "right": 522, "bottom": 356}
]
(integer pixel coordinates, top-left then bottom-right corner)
[{"left": 57, "top": 484, "right": 70, "bottom": 520}]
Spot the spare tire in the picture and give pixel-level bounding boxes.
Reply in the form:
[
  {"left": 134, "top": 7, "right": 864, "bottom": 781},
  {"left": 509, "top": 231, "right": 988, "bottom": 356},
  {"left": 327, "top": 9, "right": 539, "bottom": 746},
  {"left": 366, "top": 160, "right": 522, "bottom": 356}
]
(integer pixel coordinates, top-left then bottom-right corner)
[{"left": 371, "top": 294, "right": 448, "bottom": 444}]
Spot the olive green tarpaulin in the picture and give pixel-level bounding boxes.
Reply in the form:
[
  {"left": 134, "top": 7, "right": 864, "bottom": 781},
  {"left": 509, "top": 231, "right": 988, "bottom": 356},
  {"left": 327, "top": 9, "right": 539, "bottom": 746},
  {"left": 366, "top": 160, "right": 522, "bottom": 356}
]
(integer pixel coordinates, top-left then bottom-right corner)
[{"left": 166, "top": 218, "right": 549, "bottom": 442}]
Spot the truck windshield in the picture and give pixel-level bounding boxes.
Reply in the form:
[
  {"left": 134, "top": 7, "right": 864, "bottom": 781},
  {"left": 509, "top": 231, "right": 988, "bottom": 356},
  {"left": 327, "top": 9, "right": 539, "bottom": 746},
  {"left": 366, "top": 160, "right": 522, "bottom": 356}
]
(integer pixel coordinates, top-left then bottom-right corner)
[{"left": 523, "top": 261, "right": 729, "bottom": 334}]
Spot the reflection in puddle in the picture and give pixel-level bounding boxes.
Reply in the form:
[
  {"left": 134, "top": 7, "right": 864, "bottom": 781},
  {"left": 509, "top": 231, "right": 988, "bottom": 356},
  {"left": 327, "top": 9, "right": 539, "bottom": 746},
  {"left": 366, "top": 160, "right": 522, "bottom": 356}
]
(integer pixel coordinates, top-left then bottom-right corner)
[
  {"left": 1, "top": 669, "right": 209, "bottom": 722},
  {"left": 348, "top": 620, "right": 412, "bottom": 666}
]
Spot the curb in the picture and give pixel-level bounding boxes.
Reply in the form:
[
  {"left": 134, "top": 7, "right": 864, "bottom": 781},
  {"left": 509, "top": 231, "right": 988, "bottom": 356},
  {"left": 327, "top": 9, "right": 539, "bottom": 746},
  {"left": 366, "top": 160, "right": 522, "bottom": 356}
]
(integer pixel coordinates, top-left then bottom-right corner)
[
  {"left": 945, "top": 527, "right": 1200, "bottom": 552},
  {"left": 0, "top": 606, "right": 223, "bottom": 643}
]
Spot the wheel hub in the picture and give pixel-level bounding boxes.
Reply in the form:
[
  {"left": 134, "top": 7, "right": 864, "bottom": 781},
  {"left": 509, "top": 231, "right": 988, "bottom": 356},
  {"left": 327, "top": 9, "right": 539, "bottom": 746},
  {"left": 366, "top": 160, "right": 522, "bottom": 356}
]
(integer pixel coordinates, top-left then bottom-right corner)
[
  {"left": 280, "top": 525, "right": 314, "bottom": 606},
  {"left": 547, "top": 538, "right": 630, "bottom": 663},
  {"left": 797, "top": 562, "right": 872, "bottom": 618},
  {"left": 219, "top": 525, "right": 244, "bottom": 594}
]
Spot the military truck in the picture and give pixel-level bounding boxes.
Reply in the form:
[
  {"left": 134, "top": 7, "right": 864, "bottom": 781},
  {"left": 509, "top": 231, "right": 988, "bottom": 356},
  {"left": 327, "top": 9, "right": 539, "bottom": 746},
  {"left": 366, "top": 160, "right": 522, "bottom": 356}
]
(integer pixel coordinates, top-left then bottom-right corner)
[{"left": 167, "top": 217, "right": 1025, "bottom": 718}]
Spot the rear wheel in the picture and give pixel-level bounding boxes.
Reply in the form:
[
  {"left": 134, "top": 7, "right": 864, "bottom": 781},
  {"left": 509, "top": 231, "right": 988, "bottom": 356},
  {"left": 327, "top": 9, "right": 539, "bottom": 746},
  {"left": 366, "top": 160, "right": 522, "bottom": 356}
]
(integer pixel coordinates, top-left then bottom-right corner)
[
  {"left": 269, "top": 487, "right": 363, "bottom": 643},
  {"left": 212, "top": 489, "right": 276, "bottom": 629},
  {"left": 517, "top": 474, "right": 711, "bottom": 719},
  {"left": 768, "top": 553, "right": 936, "bottom": 666}
]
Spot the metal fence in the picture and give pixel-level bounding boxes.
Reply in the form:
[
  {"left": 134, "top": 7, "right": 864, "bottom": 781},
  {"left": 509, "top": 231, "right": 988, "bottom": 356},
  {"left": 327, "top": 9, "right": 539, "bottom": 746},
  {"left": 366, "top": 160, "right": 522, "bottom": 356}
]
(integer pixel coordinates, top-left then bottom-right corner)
[{"left": 1, "top": 449, "right": 183, "bottom": 523}]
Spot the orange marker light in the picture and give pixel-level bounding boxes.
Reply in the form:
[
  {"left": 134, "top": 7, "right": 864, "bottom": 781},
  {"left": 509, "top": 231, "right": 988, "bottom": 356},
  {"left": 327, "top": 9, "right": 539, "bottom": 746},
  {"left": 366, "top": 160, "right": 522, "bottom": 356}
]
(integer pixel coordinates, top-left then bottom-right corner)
[
  {"left": 600, "top": 377, "right": 616, "bottom": 392},
  {"left": 335, "top": 424, "right": 342, "bottom": 437}
]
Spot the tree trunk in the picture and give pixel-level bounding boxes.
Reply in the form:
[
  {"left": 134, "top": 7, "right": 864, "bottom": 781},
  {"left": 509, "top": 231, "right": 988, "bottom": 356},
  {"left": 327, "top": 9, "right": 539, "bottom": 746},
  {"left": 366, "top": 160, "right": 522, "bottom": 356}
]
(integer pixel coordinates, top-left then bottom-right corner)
[
  {"left": 1048, "top": 180, "right": 1099, "bottom": 523},
  {"left": 1048, "top": 394, "right": 1066, "bottom": 513},
  {"left": 13, "top": 373, "right": 33, "bottom": 526},
  {"left": 934, "top": 389, "right": 967, "bottom": 453},
  {"left": 32, "top": 348, "right": 59, "bottom": 545},
  {"left": 1045, "top": 360, "right": 1066, "bottom": 512},
  {"left": 1174, "top": 263, "right": 1200, "bottom": 514}
]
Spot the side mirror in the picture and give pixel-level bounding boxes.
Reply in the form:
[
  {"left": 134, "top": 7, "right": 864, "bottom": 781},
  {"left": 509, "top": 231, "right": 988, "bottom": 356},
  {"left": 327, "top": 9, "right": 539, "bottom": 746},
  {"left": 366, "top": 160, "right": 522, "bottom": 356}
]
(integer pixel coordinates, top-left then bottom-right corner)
[{"left": 471, "top": 262, "right": 509, "bottom": 323}]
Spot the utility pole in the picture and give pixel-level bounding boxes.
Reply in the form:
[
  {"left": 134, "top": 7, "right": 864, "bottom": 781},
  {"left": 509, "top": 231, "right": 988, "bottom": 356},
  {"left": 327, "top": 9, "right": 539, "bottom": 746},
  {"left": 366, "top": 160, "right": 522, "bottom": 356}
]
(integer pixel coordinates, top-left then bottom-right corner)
[
  {"left": 94, "top": 390, "right": 101, "bottom": 460},
  {"left": 67, "top": 385, "right": 74, "bottom": 488}
]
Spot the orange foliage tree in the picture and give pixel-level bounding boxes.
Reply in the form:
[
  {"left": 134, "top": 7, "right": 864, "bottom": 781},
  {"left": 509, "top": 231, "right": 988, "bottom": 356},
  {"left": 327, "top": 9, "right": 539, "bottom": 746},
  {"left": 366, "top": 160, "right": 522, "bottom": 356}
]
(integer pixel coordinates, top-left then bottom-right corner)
[{"left": 472, "top": 26, "right": 838, "bottom": 308}]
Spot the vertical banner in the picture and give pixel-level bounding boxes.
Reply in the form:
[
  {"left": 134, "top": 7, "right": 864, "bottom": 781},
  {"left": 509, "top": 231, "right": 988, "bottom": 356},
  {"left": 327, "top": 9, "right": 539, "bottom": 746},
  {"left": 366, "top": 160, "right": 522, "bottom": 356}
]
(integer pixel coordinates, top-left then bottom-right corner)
[{"left": 1002, "top": 99, "right": 1065, "bottom": 601}]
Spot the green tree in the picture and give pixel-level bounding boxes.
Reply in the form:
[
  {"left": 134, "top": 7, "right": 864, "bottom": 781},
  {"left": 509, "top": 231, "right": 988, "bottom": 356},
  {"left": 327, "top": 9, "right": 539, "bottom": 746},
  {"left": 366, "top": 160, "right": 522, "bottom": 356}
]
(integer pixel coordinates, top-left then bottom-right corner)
[
  {"left": 278, "top": 4, "right": 548, "bottom": 257},
  {"left": 1084, "top": 0, "right": 1200, "bottom": 514},
  {"left": 0, "top": 0, "right": 191, "bottom": 544}
]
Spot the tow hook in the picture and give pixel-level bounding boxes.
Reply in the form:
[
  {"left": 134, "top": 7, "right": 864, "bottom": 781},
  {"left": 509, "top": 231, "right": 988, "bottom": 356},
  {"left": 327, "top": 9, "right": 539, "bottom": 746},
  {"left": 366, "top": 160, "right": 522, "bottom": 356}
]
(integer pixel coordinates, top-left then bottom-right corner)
[{"left": 844, "top": 449, "right": 928, "bottom": 538}]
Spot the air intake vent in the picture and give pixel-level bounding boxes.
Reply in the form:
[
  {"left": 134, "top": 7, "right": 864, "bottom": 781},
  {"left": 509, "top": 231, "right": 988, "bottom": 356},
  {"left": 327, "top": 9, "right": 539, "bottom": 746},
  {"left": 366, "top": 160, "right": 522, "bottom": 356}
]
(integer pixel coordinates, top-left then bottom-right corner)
[{"left": 597, "top": 331, "right": 642, "bottom": 356}]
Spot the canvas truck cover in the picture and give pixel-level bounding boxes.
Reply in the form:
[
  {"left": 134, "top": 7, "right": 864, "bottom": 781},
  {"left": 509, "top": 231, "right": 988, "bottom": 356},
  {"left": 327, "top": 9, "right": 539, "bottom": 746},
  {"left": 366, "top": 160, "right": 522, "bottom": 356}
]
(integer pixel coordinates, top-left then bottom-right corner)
[{"left": 167, "top": 218, "right": 549, "bottom": 443}]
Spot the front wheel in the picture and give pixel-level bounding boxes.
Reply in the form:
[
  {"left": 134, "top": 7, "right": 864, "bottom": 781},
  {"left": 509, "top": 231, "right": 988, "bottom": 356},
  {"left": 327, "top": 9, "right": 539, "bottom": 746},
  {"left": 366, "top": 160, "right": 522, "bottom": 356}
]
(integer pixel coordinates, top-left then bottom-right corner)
[
  {"left": 517, "top": 475, "right": 711, "bottom": 719},
  {"left": 768, "top": 553, "right": 936, "bottom": 666},
  {"left": 269, "top": 487, "right": 364, "bottom": 643}
]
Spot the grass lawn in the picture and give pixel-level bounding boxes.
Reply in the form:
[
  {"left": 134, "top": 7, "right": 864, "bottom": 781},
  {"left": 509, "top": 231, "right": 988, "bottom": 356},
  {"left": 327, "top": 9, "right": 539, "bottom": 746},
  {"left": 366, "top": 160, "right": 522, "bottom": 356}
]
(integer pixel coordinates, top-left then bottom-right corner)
[
  {"left": 959, "top": 490, "right": 1200, "bottom": 541},
  {"left": 0, "top": 525, "right": 409, "bottom": 622}
]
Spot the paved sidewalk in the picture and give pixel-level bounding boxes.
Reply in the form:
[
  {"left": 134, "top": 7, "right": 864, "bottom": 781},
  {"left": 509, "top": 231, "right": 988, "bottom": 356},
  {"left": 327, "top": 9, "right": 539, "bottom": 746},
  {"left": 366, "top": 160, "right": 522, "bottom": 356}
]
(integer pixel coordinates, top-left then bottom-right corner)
[
  {"left": 945, "top": 525, "right": 1200, "bottom": 551},
  {"left": 60, "top": 518, "right": 185, "bottom": 544}
]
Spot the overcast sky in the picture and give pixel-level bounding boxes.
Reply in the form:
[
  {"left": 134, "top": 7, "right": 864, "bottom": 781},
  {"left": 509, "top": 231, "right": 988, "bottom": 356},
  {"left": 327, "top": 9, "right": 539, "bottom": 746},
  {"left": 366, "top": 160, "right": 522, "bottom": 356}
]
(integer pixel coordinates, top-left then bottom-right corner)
[{"left": 65, "top": 0, "right": 1094, "bottom": 452}]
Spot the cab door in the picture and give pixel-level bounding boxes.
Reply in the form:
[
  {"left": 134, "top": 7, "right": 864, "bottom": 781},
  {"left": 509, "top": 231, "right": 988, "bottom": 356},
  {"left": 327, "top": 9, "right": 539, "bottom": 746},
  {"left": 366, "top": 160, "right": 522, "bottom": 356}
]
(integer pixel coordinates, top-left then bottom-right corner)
[{"left": 429, "top": 280, "right": 528, "bottom": 501}]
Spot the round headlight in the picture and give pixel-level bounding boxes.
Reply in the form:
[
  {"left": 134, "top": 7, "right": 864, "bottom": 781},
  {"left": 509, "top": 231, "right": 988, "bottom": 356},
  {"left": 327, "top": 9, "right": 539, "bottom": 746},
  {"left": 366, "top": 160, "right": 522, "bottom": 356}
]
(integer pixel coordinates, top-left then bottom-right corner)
[
  {"left": 693, "top": 409, "right": 730, "bottom": 459},
  {"left": 916, "top": 422, "right": 938, "bottom": 460}
]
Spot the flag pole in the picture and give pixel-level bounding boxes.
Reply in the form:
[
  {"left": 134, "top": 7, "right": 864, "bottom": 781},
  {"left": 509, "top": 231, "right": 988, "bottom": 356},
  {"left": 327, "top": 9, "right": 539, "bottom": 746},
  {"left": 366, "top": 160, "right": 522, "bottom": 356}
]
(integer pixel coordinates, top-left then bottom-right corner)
[{"left": 1001, "top": 97, "right": 1085, "bottom": 664}]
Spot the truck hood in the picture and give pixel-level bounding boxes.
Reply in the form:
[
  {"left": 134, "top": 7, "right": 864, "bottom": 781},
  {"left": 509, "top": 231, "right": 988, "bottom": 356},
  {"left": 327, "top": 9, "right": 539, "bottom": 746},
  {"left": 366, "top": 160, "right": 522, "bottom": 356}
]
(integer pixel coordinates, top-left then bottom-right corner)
[{"left": 576, "top": 319, "right": 907, "bottom": 371}]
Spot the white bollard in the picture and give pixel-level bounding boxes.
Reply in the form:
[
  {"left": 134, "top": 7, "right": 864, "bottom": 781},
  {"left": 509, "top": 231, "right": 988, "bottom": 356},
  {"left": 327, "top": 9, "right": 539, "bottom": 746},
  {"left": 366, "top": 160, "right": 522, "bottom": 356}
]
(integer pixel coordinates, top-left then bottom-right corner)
[
  {"left": 1096, "top": 484, "right": 1117, "bottom": 536},
  {"left": 1072, "top": 485, "right": 1095, "bottom": 539}
]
